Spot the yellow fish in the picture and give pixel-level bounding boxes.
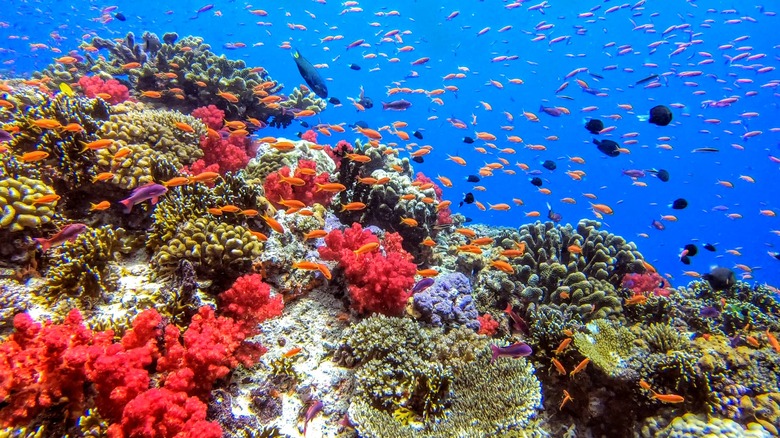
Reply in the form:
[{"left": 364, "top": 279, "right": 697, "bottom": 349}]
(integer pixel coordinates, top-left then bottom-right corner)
[{"left": 58, "top": 82, "right": 74, "bottom": 97}]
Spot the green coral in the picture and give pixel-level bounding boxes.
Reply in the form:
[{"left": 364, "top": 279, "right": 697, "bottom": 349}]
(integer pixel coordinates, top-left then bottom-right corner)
[
  {"left": 573, "top": 319, "right": 635, "bottom": 377},
  {"left": 341, "top": 315, "right": 541, "bottom": 436},
  {"left": 0, "top": 176, "right": 57, "bottom": 231},
  {"left": 148, "top": 183, "right": 217, "bottom": 251},
  {"left": 44, "top": 225, "right": 123, "bottom": 299},
  {"left": 151, "top": 217, "right": 262, "bottom": 278},
  {"left": 95, "top": 108, "right": 205, "bottom": 189}
]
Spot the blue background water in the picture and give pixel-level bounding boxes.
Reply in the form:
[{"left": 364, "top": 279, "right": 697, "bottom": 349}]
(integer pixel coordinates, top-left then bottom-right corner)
[{"left": 2, "top": 0, "right": 778, "bottom": 287}]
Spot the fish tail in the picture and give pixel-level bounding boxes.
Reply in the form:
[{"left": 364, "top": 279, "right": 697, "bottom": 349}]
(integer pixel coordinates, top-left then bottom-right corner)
[
  {"left": 119, "top": 198, "right": 133, "bottom": 214},
  {"left": 490, "top": 344, "right": 499, "bottom": 364},
  {"left": 33, "top": 237, "right": 50, "bottom": 252}
]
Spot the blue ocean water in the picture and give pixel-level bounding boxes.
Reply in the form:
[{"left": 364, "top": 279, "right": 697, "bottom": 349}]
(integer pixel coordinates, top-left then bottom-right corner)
[{"left": 2, "top": 0, "right": 778, "bottom": 287}]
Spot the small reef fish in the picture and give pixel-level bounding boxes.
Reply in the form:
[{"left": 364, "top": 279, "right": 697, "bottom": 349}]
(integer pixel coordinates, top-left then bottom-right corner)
[
  {"left": 490, "top": 342, "right": 532, "bottom": 363},
  {"left": 119, "top": 183, "right": 168, "bottom": 213},
  {"left": 303, "top": 400, "right": 323, "bottom": 437},
  {"left": 34, "top": 223, "right": 88, "bottom": 251}
]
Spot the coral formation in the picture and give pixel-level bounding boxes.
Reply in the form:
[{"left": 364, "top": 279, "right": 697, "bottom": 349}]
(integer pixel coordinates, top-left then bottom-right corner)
[
  {"left": 572, "top": 319, "right": 636, "bottom": 377},
  {"left": 411, "top": 272, "right": 480, "bottom": 331},
  {"left": 0, "top": 176, "right": 57, "bottom": 231}
]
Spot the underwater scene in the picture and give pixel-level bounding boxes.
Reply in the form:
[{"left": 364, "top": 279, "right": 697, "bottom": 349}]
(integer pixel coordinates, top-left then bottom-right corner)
[{"left": 1, "top": 0, "right": 780, "bottom": 436}]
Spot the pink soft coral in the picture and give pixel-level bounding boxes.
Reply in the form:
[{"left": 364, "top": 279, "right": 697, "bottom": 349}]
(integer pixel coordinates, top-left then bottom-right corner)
[
  {"left": 77, "top": 75, "right": 129, "bottom": 105},
  {"left": 477, "top": 313, "right": 499, "bottom": 336},
  {"left": 414, "top": 172, "right": 452, "bottom": 225},
  {"left": 197, "top": 131, "right": 251, "bottom": 174},
  {"left": 319, "top": 223, "right": 416, "bottom": 315},
  {"left": 263, "top": 159, "right": 335, "bottom": 208},
  {"left": 300, "top": 129, "right": 318, "bottom": 143},
  {"left": 219, "top": 273, "right": 284, "bottom": 325},
  {"left": 621, "top": 272, "right": 671, "bottom": 297}
]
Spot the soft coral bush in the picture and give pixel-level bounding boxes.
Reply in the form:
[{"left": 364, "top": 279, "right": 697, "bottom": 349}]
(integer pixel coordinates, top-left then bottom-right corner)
[
  {"left": 319, "top": 223, "right": 416, "bottom": 315},
  {"left": 621, "top": 272, "right": 671, "bottom": 297}
]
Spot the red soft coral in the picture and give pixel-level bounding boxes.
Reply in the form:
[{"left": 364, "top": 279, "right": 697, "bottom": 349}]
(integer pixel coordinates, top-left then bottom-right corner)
[
  {"left": 198, "top": 132, "right": 251, "bottom": 174},
  {"left": 325, "top": 139, "right": 354, "bottom": 169},
  {"left": 0, "top": 309, "right": 98, "bottom": 426},
  {"left": 157, "top": 306, "right": 266, "bottom": 397},
  {"left": 477, "top": 314, "right": 499, "bottom": 336},
  {"left": 106, "top": 388, "right": 222, "bottom": 438},
  {"left": 319, "top": 223, "right": 416, "bottom": 315},
  {"left": 300, "top": 129, "right": 318, "bottom": 143},
  {"left": 77, "top": 75, "right": 129, "bottom": 105},
  {"left": 220, "top": 274, "right": 284, "bottom": 325},
  {"left": 263, "top": 159, "right": 335, "bottom": 208},
  {"left": 85, "top": 309, "right": 162, "bottom": 422},
  {"left": 414, "top": 172, "right": 452, "bottom": 225},
  {"left": 191, "top": 105, "right": 224, "bottom": 130}
]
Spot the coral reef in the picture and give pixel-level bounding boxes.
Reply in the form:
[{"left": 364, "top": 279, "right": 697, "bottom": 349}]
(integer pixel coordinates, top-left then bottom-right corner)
[{"left": 572, "top": 319, "right": 636, "bottom": 377}]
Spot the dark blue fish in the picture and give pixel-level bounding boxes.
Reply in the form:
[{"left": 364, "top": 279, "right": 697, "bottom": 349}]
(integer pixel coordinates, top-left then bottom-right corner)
[
  {"left": 292, "top": 49, "right": 328, "bottom": 99},
  {"left": 490, "top": 342, "right": 532, "bottom": 363},
  {"left": 412, "top": 278, "right": 435, "bottom": 293}
]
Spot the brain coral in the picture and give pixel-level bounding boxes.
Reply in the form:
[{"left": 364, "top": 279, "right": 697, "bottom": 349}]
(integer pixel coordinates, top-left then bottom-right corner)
[{"left": 0, "top": 176, "right": 57, "bottom": 232}]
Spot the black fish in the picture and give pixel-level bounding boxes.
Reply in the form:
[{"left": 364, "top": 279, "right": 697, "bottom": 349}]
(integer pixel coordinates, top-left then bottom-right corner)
[
  {"left": 530, "top": 177, "right": 543, "bottom": 187},
  {"left": 542, "top": 160, "right": 556, "bottom": 171},
  {"left": 585, "top": 118, "right": 604, "bottom": 134},
  {"left": 702, "top": 267, "right": 736, "bottom": 291},
  {"left": 671, "top": 198, "right": 688, "bottom": 210},
  {"left": 348, "top": 63, "right": 361, "bottom": 70},
  {"left": 299, "top": 121, "right": 310, "bottom": 128},
  {"left": 464, "top": 217, "right": 473, "bottom": 223},
  {"left": 412, "top": 156, "right": 424, "bottom": 164},
  {"left": 292, "top": 49, "right": 328, "bottom": 98},
  {"left": 649, "top": 105, "right": 673, "bottom": 126},
  {"left": 114, "top": 12, "right": 126, "bottom": 21},
  {"left": 680, "top": 255, "right": 691, "bottom": 265},
  {"left": 413, "top": 131, "right": 423, "bottom": 139},
  {"left": 459, "top": 192, "right": 475, "bottom": 207},
  {"left": 358, "top": 96, "right": 373, "bottom": 109},
  {"left": 328, "top": 97, "right": 341, "bottom": 105},
  {"left": 593, "top": 138, "right": 620, "bottom": 157},
  {"left": 466, "top": 175, "right": 480, "bottom": 183},
  {"left": 462, "top": 136, "right": 475, "bottom": 144},
  {"left": 655, "top": 169, "right": 670, "bottom": 182},
  {"left": 635, "top": 74, "right": 659, "bottom": 85},
  {"left": 684, "top": 243, "right": 698, "bottom": 256},
  {"left": 350, "top": 120, "right": 369, "bottom": 129},
  {"left": 704, "top": 243, "right": 716, "bottom": 252}
]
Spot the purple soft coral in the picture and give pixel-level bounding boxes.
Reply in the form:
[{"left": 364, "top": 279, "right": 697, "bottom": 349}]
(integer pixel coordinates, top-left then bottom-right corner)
[{"left": 412, "top": 272, "right": 480, "bottom": 331}]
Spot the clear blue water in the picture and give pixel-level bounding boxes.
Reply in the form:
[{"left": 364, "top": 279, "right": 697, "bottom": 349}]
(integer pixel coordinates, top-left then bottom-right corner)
[{"left": 2, "top": 0, "right": 779, "bottom": 287}]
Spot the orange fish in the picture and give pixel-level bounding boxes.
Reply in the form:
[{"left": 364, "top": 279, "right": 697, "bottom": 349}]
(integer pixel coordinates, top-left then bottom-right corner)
[
  {"left": 174, "top": 122, "right": 195, "bottom": 132},
  {"left": 354, "top": 242, "right": 380, "bottom": 255},
  {"left": 490, "top": 260, "right": 514, "bottom": 274},
  {"left": 140, "top": 90, "right": 162, "bottom": 99},
  {"left": 162, "top": 177, "right": 190, "bottom": 187},
  {"left": 31, "top": 119, "right": 62, "bottom": 129},
  {"left": 422, "top": 237, "right": 436, "bottom": 247},
  {"left": 315, "top": 183, "right": 346, "bottom": 193},
  {"left": 262, "top": 214, "right": 284, "bottom": 233},
  {"left": 304, "top": 230, "right": 328, "bottom": 240},
  {"left": 188, "top": 172, "right": 220, "bottom": 184},
  {"left": 92, "top": 172, "right": 115, "bottom": 183},
  {"left": 551, "top": 358, "right": 566, "bottom": 375},
  {"left": 416, "top": 269, "right": 439, "bottom": 277},
  {"left": 32, "top": 194, "right": 60, "bottom": 204},
  {"left": 89, "top": 200, "right": 111, "bottom": 211},
  {"left": 554, "top": 338, "right": 572, "bottom": 355},
  {"left": 650, "top": 391, "right": 685, "bottom": 404},
  {"left": 400, "top": 217, "right": 419, "bottom": 227},
  {"left": 569, "top": 358, "right": 590, "bottom": 377},
  {"left": 80, "top": 139, "right": 115, "bottom": 152},
  {"left": 283, "top": 347, "right": 302, "bottom": 358},
  {"left": 341, "top": 202, "right": 366, "bottom": 212},
  {"left": 217, "top": 90, "right": 240, "bottom": 103},
  {"left": 17, "top": 151, "right": 49, "bottom": 162}
]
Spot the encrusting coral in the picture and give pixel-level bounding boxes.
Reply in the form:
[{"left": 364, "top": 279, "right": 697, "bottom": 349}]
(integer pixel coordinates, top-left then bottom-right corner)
[{"left": 0, "top": 176, "right": 57, "bottom": 232}]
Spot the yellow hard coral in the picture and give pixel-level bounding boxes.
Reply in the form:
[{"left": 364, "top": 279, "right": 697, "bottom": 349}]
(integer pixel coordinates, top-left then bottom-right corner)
[{"left": 0, "top": 176, "right": 57, "bottom": 231}]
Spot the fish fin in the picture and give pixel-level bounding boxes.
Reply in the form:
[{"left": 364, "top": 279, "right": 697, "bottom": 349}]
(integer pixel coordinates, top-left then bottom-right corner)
[
  {"left": 151, "top": 196, "right": 159, "bottom": 205},
  {"left": 119, "top": 198, "right": 133, "bottom": 214},
  {"left": 33, "top": 237, "right": 50, "bottom": 252}
]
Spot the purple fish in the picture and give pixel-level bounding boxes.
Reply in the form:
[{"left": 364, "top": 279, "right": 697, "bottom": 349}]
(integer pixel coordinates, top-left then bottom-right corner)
[
  {"left": 622, "top": 169, "right": 646, "bottom": 178},
  {"left": 0, "top": 129, "right": 12, "bottom": 143},
  {"left": 34, "top": 223, "right": 88, "bottom": 251},
  {"left": 539, "top": 105, "right": 563, "bottom": 117},
  {"left": 700, "top": 306, "right": 720, "bottom": 318},
  {"left": 382, "top": 99, "right": 412, "bottom": 111},
  {"left": 651, "top": 219, "right": 665, "bottom": 231},
  {"left": 412, "top": 278, "right": 435, "bottom": 293},
  {"left": 303, "top": 400, "right": 323, "bottom": 437},
  {"left": 490, "top": 342, "right": 532, "bottom": 363},
  {"left": 119, "top": 183, "right": 168, "bottom": 213}
]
